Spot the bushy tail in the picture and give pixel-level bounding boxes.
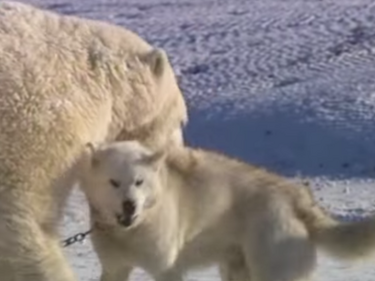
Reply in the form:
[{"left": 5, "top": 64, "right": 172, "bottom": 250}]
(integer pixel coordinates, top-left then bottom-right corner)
[{"left": 295, "top": 188, "right": 375, "bottom": 260}]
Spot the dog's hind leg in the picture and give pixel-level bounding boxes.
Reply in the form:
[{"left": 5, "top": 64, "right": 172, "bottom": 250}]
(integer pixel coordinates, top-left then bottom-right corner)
[
  {"left": 243, "top": 200, "right": 317, "bottom": 281},
  {"left": 219, "top": 250, "right": 251, "bottom": 281}
]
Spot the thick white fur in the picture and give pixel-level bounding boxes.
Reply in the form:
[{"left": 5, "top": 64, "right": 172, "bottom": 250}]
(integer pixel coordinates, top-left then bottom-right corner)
[
  {"left": 81, "top": 141, "right": 375, "bottom": 281},
  {"left": 0, "top": 1, "right": 187, "bottom": 280}
]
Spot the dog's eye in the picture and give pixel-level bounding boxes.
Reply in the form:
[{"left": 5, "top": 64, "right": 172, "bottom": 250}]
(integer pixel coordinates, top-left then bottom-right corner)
[
  {"left": 109, "top": 179, "right": 121, "bottom": 188},
  {"left": 134, "top": 178, "right": 144, "bottom": 187}
]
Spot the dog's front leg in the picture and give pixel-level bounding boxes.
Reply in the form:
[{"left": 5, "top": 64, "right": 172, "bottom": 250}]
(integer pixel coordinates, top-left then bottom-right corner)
[
  {"left": 219, "top": 253, "right": 251, "bottom": 281},
  {"left": 100, "top": 264, "right": 132, "bottom": 281},
  {"left": 154, "top": 269, "right": 183, "bottom": 281}
]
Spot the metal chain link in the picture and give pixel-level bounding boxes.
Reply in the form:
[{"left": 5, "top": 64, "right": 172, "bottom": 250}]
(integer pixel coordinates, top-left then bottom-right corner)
[{"left": 62, "top": 229, "right": 93, "bottom": 248}]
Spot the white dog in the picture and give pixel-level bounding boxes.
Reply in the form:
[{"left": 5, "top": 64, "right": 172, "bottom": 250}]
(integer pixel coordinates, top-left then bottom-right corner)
[{"left": 79, "top": 141, "right": 375, "bottom": 281}]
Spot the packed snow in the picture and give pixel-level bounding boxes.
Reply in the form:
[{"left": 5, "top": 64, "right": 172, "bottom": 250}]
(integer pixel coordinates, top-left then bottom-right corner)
[{"left": 20, "top": 0, "right": 375, "bottom": 280}]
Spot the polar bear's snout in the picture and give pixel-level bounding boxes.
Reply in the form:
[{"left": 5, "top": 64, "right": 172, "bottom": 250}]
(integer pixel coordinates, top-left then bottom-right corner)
[{"left": 116, "top": 199, "right": 137, "bottom": 227}]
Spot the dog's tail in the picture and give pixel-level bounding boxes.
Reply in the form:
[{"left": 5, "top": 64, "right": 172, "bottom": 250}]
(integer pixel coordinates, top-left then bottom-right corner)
[{"left": 295, "top": 187, "right": 375, "bottom": 260}]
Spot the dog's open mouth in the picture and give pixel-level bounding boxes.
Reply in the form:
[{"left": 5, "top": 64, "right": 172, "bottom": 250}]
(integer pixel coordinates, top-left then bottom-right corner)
[{"left": 116, "top": 200, "right": 137, "bottom": 227}]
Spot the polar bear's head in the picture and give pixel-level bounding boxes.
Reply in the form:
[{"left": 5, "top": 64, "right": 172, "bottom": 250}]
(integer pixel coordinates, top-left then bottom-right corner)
[
  {"left": 79, "top": 141, "right": 166, "bottom": 229},
  {"left": 90, "top": 45, "right": 188, "bottom": 151}
]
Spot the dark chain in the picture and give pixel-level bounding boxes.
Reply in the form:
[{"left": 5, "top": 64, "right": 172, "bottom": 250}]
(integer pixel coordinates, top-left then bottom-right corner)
[{"left": 62, "top": 229, "right": 93, "bottom": 248}]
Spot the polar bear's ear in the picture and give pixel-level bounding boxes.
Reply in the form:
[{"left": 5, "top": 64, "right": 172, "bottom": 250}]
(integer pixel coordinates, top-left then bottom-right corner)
[
  {"left": 144, "top": 48, "right": 169, "bottom": 78},
  {"left": 88, "top": 40, "right": 112, "bottom": 71}
]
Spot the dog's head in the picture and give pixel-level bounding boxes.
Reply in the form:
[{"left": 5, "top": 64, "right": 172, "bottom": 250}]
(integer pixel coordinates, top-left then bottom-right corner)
[{"left": 80, "top": 141, "right": 166, "bottom": 229}]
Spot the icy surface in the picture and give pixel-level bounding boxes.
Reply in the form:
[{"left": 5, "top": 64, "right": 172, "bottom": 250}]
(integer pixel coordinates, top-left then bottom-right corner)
[{"left": 18, "top": 0, "right": 375, "bottom": 280}]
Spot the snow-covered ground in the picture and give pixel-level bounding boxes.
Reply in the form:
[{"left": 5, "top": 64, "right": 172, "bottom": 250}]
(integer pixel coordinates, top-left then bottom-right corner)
[{"left": 21, "top": 0, "right": 375, "bottom": 280}]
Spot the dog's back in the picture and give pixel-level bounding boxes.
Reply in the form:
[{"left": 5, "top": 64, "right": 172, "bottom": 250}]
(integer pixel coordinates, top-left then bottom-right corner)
[{"left": 165, "top": 146, "right": 311, "bottom": 208}]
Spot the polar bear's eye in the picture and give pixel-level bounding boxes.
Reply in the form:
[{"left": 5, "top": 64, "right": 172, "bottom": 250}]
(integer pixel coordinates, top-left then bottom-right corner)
[
  {"left": 134, "top": 178, "right": 144, "bottom": 187},
  {"left": 109, "top": 179, "right": 121, "bottom": 188}
]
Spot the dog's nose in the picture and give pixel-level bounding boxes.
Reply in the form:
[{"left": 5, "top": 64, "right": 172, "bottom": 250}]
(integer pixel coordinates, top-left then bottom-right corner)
[
  {"left": 116, "top": 199, "right": 136, "bottom": 227},
  {"left": 122, "top": 199, "right": 136, "bottom": 216}
]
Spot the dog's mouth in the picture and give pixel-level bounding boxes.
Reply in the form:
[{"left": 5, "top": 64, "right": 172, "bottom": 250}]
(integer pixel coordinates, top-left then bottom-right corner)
[{"left": 116, "top": 200, "right": 137, "bottom": 228}]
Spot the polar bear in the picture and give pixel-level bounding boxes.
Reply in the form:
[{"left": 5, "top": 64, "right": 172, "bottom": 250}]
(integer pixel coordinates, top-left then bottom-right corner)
[{"left": 0, "top": 2, "right": 187, "bottom": 281}]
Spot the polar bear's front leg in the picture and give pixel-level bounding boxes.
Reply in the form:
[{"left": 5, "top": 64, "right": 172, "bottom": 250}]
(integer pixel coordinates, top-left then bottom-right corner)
[{"left": 0, "top": 212, "right": 77, "bottom": 281}]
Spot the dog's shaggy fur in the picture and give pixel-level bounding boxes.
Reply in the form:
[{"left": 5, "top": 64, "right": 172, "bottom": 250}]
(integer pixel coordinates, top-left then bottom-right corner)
[{"left": 80, "top": 141, "right": 375, "bottom": 281}]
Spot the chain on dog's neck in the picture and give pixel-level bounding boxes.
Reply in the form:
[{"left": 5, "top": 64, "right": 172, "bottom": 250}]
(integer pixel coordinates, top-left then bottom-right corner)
[{"left": 61, "top": 228, "right": 93, "bottom": 248}]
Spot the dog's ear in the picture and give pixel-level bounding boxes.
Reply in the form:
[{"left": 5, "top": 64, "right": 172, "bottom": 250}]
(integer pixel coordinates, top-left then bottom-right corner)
[
  {"left": 85, "top": 142, "right": 96, "bottom": 154},
  {"left": 85, "top": 142, "right": 100, "bottom": 167},
  {"left": 142, "top": 149, "right": 166, "bottom": 169}
]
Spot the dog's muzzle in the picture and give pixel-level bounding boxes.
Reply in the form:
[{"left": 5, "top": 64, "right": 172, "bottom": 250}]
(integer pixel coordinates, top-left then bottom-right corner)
[{"left": 116, "top": 199, "right": 137, "bottom": 227}]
